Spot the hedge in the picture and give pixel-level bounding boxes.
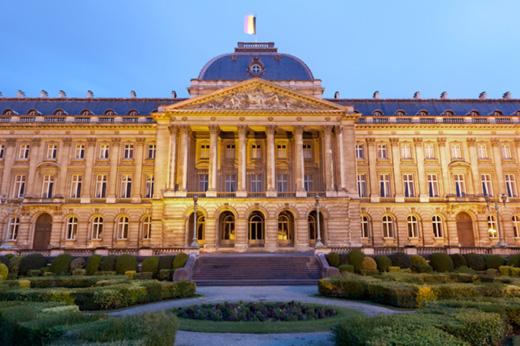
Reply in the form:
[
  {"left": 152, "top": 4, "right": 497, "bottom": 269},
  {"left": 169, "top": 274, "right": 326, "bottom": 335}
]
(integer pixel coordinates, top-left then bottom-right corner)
[
  {"left": 450, "top": 254, "right": 467, "bottom": 269},
  {"left": 390, "top": 252, "right": 412, "bottom": 269},
  {"left": 375, "top": 255, "right": 392, "bottom": 272},
  {"left": 142, "top": 256, "right": 160, "bottom": 277},
  {"left": 70, "top": 258, "right": 86, "bottom": 271},
  {"left": 485, "top": 255, "right": 506, "bottom": 270},
  {"left": 158, "top": 255, "right": 175, "bottom": 271},
  {"left": 0, "top": 263, "right": 8, "bottom": 280},
  {"left": 8, "top": 256, "right": 24, "bottom": 277},
  {"left": 360, "top": 257, "right": 377, "bottom": 271},
  {"left": 173, "top": 253, "right": 189, "bottom": 269},
  {"left": 115, "top": 254, "right": 137, "bottom": 275},
  {"left": 19, "top": 254, "right": 47, "bottom": 276},
  {"left": 99, "top": 255, "right": 118, "bottom": 272},
  {"left": 348, "top": 249, "right": 366, "bottom": 272},
  {"left": 409, "top": 255, "right": 427, "bottom": 270},
  {"left": 85, "top": 255, "right": 103, "bottom": 275},
  {"left": 430, "top": 253, "right": 454, "bottom": 273},
  {"left": 326, "top": 252, "right": 340, "bottom": 267},
  {"left": 465, "top": 253, "right": 486, "bottom": 271},
  {"left": 50, "top": 254, "right": 73, "bottom": 275},
  {"left": 508, "top": 254, "right": 520, "bottom": 267}
]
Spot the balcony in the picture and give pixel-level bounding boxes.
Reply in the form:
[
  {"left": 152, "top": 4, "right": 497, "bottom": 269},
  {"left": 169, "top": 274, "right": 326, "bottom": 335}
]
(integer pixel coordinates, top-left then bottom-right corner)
[
  {"left": 217, "top": 192, "right": 236, "bottom": 198},
  {"left": 443, "top": 118, "right": 464, "bottom": 124}
]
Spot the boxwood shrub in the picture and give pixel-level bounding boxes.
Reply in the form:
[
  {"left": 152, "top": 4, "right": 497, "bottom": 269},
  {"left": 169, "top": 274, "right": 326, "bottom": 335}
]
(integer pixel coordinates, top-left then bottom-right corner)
[
  {"left": 8, "top": 256, "right": 24, "bottom": 277},
  {"left": 485, "top": 255, "right": 506, "bottom": 270},
  {"left": 450, "top": 254, "right": 467, "bottom": 269},
  {"left": 416, "top": 264, "right": 433, "bottom": 273},
  {"left": 348, "top": 249, "right": 366, "bottom": 272},
  {"left": 99, "top": 255, "right": 118, "bottom": 272},
  {"left": 338, "top": 264, "right": 354, "bottom": 274},
  {"left": 70, "top": 258, "right": 86, "bottom": 271},
  {"left": 390, "top": 252, "right": 412, "bottom": 269},
  {"left": 339, "top": 253, "right": 349, "bottom": 265},
  {"left": 18, "top": 254, "right": 46, "bottom": 276},
  {"left": 115, "top": 254, "right": 137, "bottom": 275},
  {"left": 360, "top": 257, "right": 377, "bottom": 271},
  {"left": 85, "top": 254, "right": 103, "bottom": 275},
  {"left": 508, "top": 254, "right": 520, "bottom": 267},
  {"left": 326, "top": 252, "right": 340, "bottom": 267},
  {"left": 0, "top": 263, "right": 8, "bottom": 280},
  {"left": 430, "top": 253, "right": 454, "bottom": 273},
  {"left": 375, "top": 255, "right": 392, "bottom": 272},
  {"left": 50, "top": 254, "right": 73, "bottom": 275},
  {"left": 142, "top": 256, "right": 160, "bottom": 277},
  {"left": 465, "top": 253, "right": 486, "bottom": 271},
  {"left": 158, "top": 255, "right": 175, "bottom": 271},
  {"left": 409, "top": 255, "right": 427, "bottom": 270},
  {"left": 173, "top": 253, "right": 189, "bottom": 269}
]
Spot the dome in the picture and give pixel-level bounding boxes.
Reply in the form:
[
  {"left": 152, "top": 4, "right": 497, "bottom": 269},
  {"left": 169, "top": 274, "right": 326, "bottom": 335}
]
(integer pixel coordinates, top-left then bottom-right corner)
[{"left": 198, "top": 42, "right": 314, "bottom": 81}]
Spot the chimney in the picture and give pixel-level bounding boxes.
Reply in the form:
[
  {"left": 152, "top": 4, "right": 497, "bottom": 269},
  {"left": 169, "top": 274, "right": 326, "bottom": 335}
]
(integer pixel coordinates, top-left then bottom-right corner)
[
  {"left": 334, "top": 91, "right": 340, "bottom": 99},
  {"left": 479, "top": 91, "right": 487, "bottom": 100},
  {"left": 87, "top": 90, "right": 94, "bottom": 98},
  {"left": 130, "top": 90, "right": 137, "bottom": 98},
  {"left": 373, "top": 91, "right": 380, "bottom": 99},
  {"left": 40, "top": 90, "right": 48, "bottom": 98},
  {"left": 17, "top": 90, "right": 25, "bottom": 98},
  {"left": 440, "top": 91, "right": 448, "bottom": 99},
  {"left": 413, "top": 91, "right": 420, "bottom": 99},
  {"left": 171, "top": 90, "right": 177, "bottom": 98},
  {"left": 59, "top": 90, "right": 67, "bottom": 98},
  {"left": 503, "top": 91, "right": 511, "bottom": 100}
]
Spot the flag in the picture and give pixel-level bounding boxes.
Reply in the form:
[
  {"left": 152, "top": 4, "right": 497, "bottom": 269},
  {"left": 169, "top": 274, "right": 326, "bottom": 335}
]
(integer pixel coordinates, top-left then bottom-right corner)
[{"left": 244, "top": 15, "right": 256, "bottom": 35}]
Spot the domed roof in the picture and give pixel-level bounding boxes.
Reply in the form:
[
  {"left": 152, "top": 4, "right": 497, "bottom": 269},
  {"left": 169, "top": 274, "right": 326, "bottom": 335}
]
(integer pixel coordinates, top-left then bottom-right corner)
[{"left": 198, "top": 42, "right": 314, "bottom": 81}]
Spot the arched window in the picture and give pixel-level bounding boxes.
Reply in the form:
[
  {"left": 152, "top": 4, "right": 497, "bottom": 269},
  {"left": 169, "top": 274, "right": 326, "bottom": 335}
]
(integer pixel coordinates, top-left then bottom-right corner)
[
  {"left": 308, "top": 210, "right": 324, "bottom": 241},
  {"left": 8, "top": 217, "right": 19, "bottom": 240},
  {"left": 91, "top": 216, "right": 103, "bottom": 240},
  {"left": 487, "top": 215, "right": 498, "bottom": 238},
  {"left": 395, "top": 110, "right": 406, "bottom": 116},
  {"left": 2, "top": 109, "right": 15, "bottom": 116},
  {"left": 53, "top": 109, "right": 67, "bottom": 116},
  {"left": 417, "top": 110, "right": 429, "bottom": 116},
  {"left": 278, "top": 211, "right": 294, "bottom": 241},
  {"left": 432, "top": 215, "right": 443, "bottom": 238},
  {"left": 514, "top": 215, "right": 520, "bottom": 238},
  {"left": 80, "top": 109, "right": 92, "bottom": 116},
  {"left": 468, "top": 110, "right": 480, "bottom": 117},
  {"left": 372, "top": 110, "right": 383, "bottom": 117},
  {"left": 383, "top": 215, "right": 394, "bottom": 238},
  {"left": 443, "top": 110, "right": 455, "bottom": 117},
  {"left": 127, "top": 110, "right": 139, "bottom": 116},
  {"left": 27, "top": 109, "right": 39, "bottom": 116},
  {"left": 117, "top": 216, "right": 129, "bottom": 240},
  {"left": 407, "top": 215, "right": 419, "bottom": 238},
  {"left": 104, "top": 109, "right": 116, "bottom": 116},
  {"left": 492, "top": 110, "right": 503, "bottom": 116},
  {"left": 188, "top": 211, "right": 205, "bottom": 244},
  {"left": 361, "top": 215, "right": 370, "bottom": 238},
  {"left": 142, "top": 216, "right": 152, "bottom": 240},
  {"left": 220, "top": 211, "right": 235, "bottom": 242},
  {"left": 249, "top": 211, "right": 264, "bottom": 241},
  {"left": 66, "top": 216, "right": 78, "bottom": 240}
]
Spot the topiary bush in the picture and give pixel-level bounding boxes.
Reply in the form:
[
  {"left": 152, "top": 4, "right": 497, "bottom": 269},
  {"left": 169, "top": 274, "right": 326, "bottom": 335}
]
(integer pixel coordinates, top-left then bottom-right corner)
[
  {"left": 484, "top": 255, "right": 505, "bottom": 270},
  {"left": 142, "top": 256, "right": 160, "bottom": 277},
  {"left": 416, "top": 264, "right": 433, "bottom": 273},
  {"left": 158, "top": 269, "right": 174, "bottom": 281},
  {"left": 18, "top": 254, "right": 46, "bottom": 276},
  {"left": 86, "top": 255, "right": 103, "bottom": 275},
  {"left": 338, "top": 264, "right": 354, "bottom": 274},
  {"left": 465, "top": 253, "right": 486, "bottom": 271},
  {"left": 327, "top": 252, "right": 340, "bottom": 267},
  {"left": 508, "top": 254, "right": 520, "bottom": 267},
  {"left": 430, "top": 253, "right": 454, "bottom": 272},
  {"left": 450, "top": 254, "right": 467, "bottom": 269},
  {"left": 99, "top": 255, "right": 118, "bottom": 272},
  {"left": 50, "top": 254, "right": 73, "bottom": 274},
  {"left": 70, "top": 258, "right": 86, "bottom": 271},
  {"left": 409, "top": 255, "right": 427, "bottom": 271},
  {"left": 389, "top": 252, "right": 412, "bottom": 269},
  {"left": 27, "top": 269, "right": 42, "bottom": 277},
  {"left": 339, "top": 254, "right": 349, "bottom": 265},
  {"left": 0, "top": 255, "right": 9, "bottom": 266},
  {"left": 8, "top": 256, "right": 24, "bottom": 277},
  {"left": 360, "top": 257, "right": 377, "bottom": 271},
  {"left": 173, "top": 253, "right": 189, "bottom": 269},
  {"left": 348, "top": 249, "right": 366, "bottom": 272},
  {"left": 0, "top": 263, "right": 8, "bottom": 280},
  {"left": 158, "top": 255, "right": 175, "bottom": 271},
  {"left": 115, "top": 254, "right": 137, "bottom": 275},
  {"left": 375, "top": 255, "right": 392, "bottom": 272}
]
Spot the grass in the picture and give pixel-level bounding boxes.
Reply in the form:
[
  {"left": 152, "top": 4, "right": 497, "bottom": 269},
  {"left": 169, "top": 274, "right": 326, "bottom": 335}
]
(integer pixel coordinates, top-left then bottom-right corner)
[{"left": 172, "top": 303, "right": 365, "bottom": 333}]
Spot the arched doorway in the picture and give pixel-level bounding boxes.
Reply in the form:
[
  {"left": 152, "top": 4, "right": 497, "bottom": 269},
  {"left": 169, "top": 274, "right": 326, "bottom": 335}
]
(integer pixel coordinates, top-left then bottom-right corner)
[
  {"left": 278, "top": 211, "right": 294, "bottom": 247},
  {"left": 248, "top": 211, "right": 265, "bottom": 247},
  {"left": 33, "top": 213, "right": 52, "bottom": 249},
  {"left": 219, "top": 211, "right": 235, "bottom": 248},
  {"left": 188, "top": 211, "right": 205, "bottom": 247},
  {"left": 308, "top": 210, "right": 324, "bottom": 246},
  {"left": 456, "top": 212, "right": 475, "bottom": 246}
]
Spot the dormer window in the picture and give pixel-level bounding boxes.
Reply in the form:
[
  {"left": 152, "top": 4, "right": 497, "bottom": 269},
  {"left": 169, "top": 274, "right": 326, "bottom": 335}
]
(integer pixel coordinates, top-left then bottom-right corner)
[
  {"left": 395, "top": 110, "right": 406, "bottom": 116},
  {"left": 468, "top": 110, "right": 480, "bottom": 116},
  {"left": 127, "top": 110, "right": 139, "bottom": 116},
  {"left": 443, "top": 110, "right": 455, "bottom": 117},
  {"left": 80, "top": 109, "right": 92, "bottom": 116},
  {"left": 104, "top": 110, "right": 116, "bottom": 116},
  {"left": 417, "top": 110, "right": 429, "bottom": 116},
  {"left": 54, "top": 109, "right": 67, "bottom": 116},
  {"left": 27, "top": 109, "right": 39, "bottom": 116},
  {"left": 372, "top": 110, "right": 383, "bottom": 117},
  {"left": 492, "top": 110, "right": 503, "bottom": 116},
  {"left": 2, "top": 109, "right": 15, "bottom": 116}
]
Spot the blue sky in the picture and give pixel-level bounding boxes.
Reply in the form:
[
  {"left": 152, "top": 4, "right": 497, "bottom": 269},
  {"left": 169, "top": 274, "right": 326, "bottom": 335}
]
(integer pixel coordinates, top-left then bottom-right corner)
[{"left": 1, "top": 0, "right": 519, "bottom": 99}]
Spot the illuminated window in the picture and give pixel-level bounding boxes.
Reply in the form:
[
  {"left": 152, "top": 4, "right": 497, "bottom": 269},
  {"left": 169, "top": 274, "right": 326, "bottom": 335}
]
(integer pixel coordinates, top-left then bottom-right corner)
[
  {"left": 401, "top": 144, "right": 411, "bottom": 159},
  {"left": 424, "top": 143, "right": 435, "bottom": 159},
  {"left": 488, "top": 215, "right": 498, "bottom": 238},
  {"left": 478, "top": 144, "right": 488, "bottom": 159},
  {"left": 378, "top": 144, "right": 387, "bottom": 159},
  {"left": 502, "top": 144, "right": 513, "bottom": 159},
  {"left": 451, "top": 144, "right": 461, "bottom": 159}
]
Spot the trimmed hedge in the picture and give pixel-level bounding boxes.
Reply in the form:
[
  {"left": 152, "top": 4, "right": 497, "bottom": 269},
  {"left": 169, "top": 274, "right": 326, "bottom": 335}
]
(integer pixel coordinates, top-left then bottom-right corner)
[
  {"left": 0, "top": 263, "right": 8, "bottom": 280},
  {"left": 430, "top": 253, "right": 454, "bottom": 273},
  {"left": 360, "top": 257, "right": 377, "bottom": 271},
  {"left": 158, "top": 269, "right": 174, "bottom": 281},
  {"left": 410, "top": 255, "right": 427, "bottom": 270},
  {"left": 173, "top": 253, "right": 189, "bottom": 269},
  {"left": 70, "top": 258, "right": 86, "bottom": 271},
  {"left": 338, "top": 264, "right": 354, "bottom": 274},
  {"left": 348, "top": 249, "right": 366, "bottom": 272},
  {"left": 390, "top": 252, "right": 412, "bottom": 269},
  {"left": 142, "top": 256, "right": 160, "bottom": 277},
  {"left": 508, "top": 254, "right": 520, "bottom": 267},
  {"left": 19, "top": 254, "right": 46, "bottom": 276},
  {"left": 115, "top": 254, "right": 137, "bottom": 275},
  {"left": 8, "top": 256, "right": 24, "bottom": 277},
  {"left": 158, "top": 255, "right": 175, "bottom": 271},
  {"left": 450, "top": 254, "right": 467, "bottom": 269},
  {"left": 339, "top": 254, "right": 349, "bottom": 265},
  {"left": 50, "top": 254, "right": 73, "bottom": 274},
  {"left": 326, "top": 252, "right": 340, "bottom": 267},
  {"left": 99, "top": 255, "right": 118, "bottom": 272},
  {"left": 485, "top": 255, "right": 506, "bottom": 270},
  {"left": 375, "top": 255, "right": 392, "bottom": 272},
  {"left": 465, "top": 253, "right": 486, "bottom": 271},
  {"left": 85, "top": 254, "right": 103, "bottom": 275}
]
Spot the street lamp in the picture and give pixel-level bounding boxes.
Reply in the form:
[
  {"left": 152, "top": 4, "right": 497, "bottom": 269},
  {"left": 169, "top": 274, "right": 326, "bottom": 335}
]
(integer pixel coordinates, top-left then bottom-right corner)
[
  {"left": 190, "top": 195, "right": 200, "bottom": 248},
  {"left": 314, "top": 193, "right": 324, "bottom": 248},
  {"left": 0, "top": 195, "right": 23, "bottom": 249},
  {"left": 485, "top": 194, "right": 508, "bottom": 248}
]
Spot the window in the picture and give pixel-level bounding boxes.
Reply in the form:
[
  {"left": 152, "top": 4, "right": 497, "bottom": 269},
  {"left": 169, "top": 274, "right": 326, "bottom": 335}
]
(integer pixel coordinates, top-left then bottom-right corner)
[
  {"left": 99, "top": 144, "right": 109, "bottom": 159},
  {"left": 70, "top": 175, "right": 82, "bottom": 198},
  {"left": 145, "top": 175, "right": 154, "bottom": 198},
  {"left": 303, "top": 144, "right": 312, "bottom": 159},
  {"left": 120, "top": 175, "right": 132, "bottom": 198},
  {"left": 424, "top": 144, "right": 435, "bottom": 159},
  {"left": 481, "top": 174, "right": 492, "bottom": 196},
  {"left": 379, "top": 174, "right": 391, "bottom": 197},
  {"left": 252, "top": 144, "right": 261, "bottom": 159},
  {"left": 506, "top": 174, "right": 517, "bottom": 197},
  {"left": 401, "top": 144, "right": 412, "bottom": 159},
  {"left": 95, "top": 174, "right": 107, "bottom": 198},
  {"left": 432, "top": 215, "right": 443, "bottom": 238},
  {"left": 74, "top": 144, "right": 85, "bottom": 159},
  {"left": 451, "top": 143, "right": 461, "bottom": 159},
  {"left": 251, "top": 174, "right": 262, "bottom": 193},
  {"left": 148, "top": 144, "right": 156, "bottom": 159},
  {"left": 200, "top": 144, "right": 209, "bottom": 159},
  {"left": 199, "top": 174, "right": 208, "bottom": 192},
  {"left": 142, "top": 216, "right": 152, "bottom": 240},
  {"left": 278, "top": 211, "right": 293, "bottom": 241},
  {"left": 403, "top": 174, "right": 415, "bottom": 197},
  {"left": 304, "top": 175, "right": 313, "bottom": 192},
  {"left": 124, "top": 144, "right": 134, "bottom": 159},
  {"left": 8, "top": 217, "right": 19, "bottom": 240},
  {"left": 454, "top": 174, "right": 466, "bottom": 197},
  {"left": 407, "top": 215, "right": 419, "bottom": 238},
  {"left": 66, "top": 217, "right": 78, "bottom": 240},
  {"left": 357, "top": 174, "right": 367, "bottom": 198},
  {"left": 226, "top": 144, "right": 235, "bottom": 159},
  {"left": 277, "top": 174, "right": 288, "bottom": 193},
  {"left": 41, "top": 175, "right": 54, "bottom": 198},
  {"left": 46, "top": 144, "right": 57, "bottom": 159},
  {"left": 355, "top": 144, "right": 364, "bottom": 159},
  {"left": 378, "top": 144, "right": 387, "bottom": 159},
  {"left": 478, "top": 144, "right": 488, "bottom": 159},
  {"left": 0, "top": 144, "right": 4, "bottom": 159},
  {"left": 502, "top": 144, "right": 512, "bottom": 159},
  {"left": 91, "top": 217, "right": 103, "bottom": 240},
  {"left": 13, "top": 175, "right": 25, "bottom": 198},
  {"left": 383, "top": 215, "right": 394, "bottom": 238},
  {"left": 361, "top": 216, "right": 370, "bottom": 238},
  {"left": 514, "top": 215, "right": 520, "bottom": 238},
  {"left": 488, "top": 215, "right": 498, "bottom": 238},
  {"left": 19, "top": 144, "right": 29, "bottom": 159},
  {"left": 277, "top": 144, "right": 287, "bottom": 159},
  {"left": 225, "top": 175, "right": 236, "bottom": 192},
  {"left": 117, "top": 216, "right": 129, "bottom": 240},
  {"left": 427, "top": 174, "right": 439, "bottom": 197}
]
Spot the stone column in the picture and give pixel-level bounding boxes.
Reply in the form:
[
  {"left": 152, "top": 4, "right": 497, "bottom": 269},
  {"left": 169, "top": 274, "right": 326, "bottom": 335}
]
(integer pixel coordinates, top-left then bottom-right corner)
[
  {"left": 294, "top": 126, "right": 306, "bottom": 197},
  {"left": 236, "top": 126, "right": 247, "bottom": 197},
  {"left": 414, "top": 137, "right": 428, "bottom": 202},
  {"left": 26, "top": 138, "right": 41, "bottom": 196},
  {"left": 491, "top": 138, "right": 506, "bottom": 195},
  {"left": 366, "top": 138, "right": 379, "bottom": 202},
  {"left": 266, "top": 125, "right": 277, "bottom": 197},
  {"left": 466, "top": 138, "right": 481, "bottom": 195},
  {"left": 177, "top": 125, "right": 190, "bottom": 196},
  {"left": 437, "top": 138, "right": 450, "bottom": 196},
  {"left": 335, "top": 126, "right": 347, "bottom": 196},
  {"left": 342, "top": 123, "right": 358, "bottom": 197},
  {"left": 131, "top": 138, "right": 145, "bottom": 202},
  {"left": 234, "top": 218, "right": 248, "bottom": 252},
  {"left": 165, "top": 125, "right": 178, "bottom": 196},
  {"left": 107, "top": 138, "right": 121, "bottom": 202},
  {"left": 153, "top": 124, "right": 169, "bottom": 198},
  {"left": 79, "top": 138, "right": 96, "bottom": 203},
  {"left": 323, "top": 126, "right": 335, "bottom": 196},
  {"left": 0, "top": 139, "right": 17, "bottom": 197},
  {"left": 56, "top": 138, "right": 72, "bottom": 197},
  {"left": 207, "top": 125, "right": 219, "bottom": 197}
]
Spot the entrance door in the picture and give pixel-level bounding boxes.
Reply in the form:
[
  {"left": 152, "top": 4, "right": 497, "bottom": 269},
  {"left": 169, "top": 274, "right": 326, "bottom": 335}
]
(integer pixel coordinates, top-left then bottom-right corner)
[
  {"left": 33, "top": 213, "right": 52, "bottom": 249},
  {"left": 219, "top": 211, "right": 235, "bottom": 247},
  {"left": 248, "top": 211, "right": 265, "bottom": 247},
  {"left": 278, "top": 211, "right": 294, "bottom": 247},
  {"left": 456, "top": 212, "right": 475, "bottom": 246}
]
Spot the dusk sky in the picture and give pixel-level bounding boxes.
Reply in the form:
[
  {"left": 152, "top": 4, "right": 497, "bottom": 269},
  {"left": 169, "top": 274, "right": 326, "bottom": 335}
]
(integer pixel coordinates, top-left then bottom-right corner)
[{"left": 1, "top": 0, "right": 519, "bottom": 99}]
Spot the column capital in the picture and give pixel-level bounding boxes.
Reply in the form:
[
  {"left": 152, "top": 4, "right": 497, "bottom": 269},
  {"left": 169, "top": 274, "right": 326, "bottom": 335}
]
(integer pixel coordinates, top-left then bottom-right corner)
[
  {"left": 466, "top": 137, "right": 476, "bottom": 145},
  {"left": 294, "top": 125, "right": 304, "bottom": 135},
  {"left": 515, "top": 137, "right": 520, "bottom": 144},
  {"left": 491, "top": 137, "right": 500, "bottom": 146},
  {"left": 179, "top": 125, "right": 191, "bottom": 135},
  {"left": 322, "top": 125, "right": 333, "bottom": 134},
  {"left": 87, "top": 138, "right": 97, "bottom": 146},
  {"left": 136, "top": 138, "right": 146, "bottom": 145},
  {"left": 437, "top": 137, "right": 446, "bottom": 145},
  {"left": 6, "top": 138, "right": 16, "bottom": 147},
  {"left": 62, "top": 138, "right": 72, "bottom": 146},
  {"left": 209, "top": 125, "right": 220, "bottom": 135},
  {"left": 168, "top": 125, "right": 179, "bottom": 135},
  {"left": 334, "top": 125, "right": 343, "bottom": 134},
  {"left": 237, "top": 125, "right": 248, "bottom": 135},
  {"left": 31, "top": 138, "right": 41, "bottom": 147},
  {"left": 265, "top": 125, "right": 276, "bottom": 135},
  {"left": 111, "top": 138, "right": 121, "bottom": 144},
  {"left": 413, "top": 137, "right": 423, "bottom": 144},
  {"left": 389, "top": 137, "right": 399, "bottom": 145}
]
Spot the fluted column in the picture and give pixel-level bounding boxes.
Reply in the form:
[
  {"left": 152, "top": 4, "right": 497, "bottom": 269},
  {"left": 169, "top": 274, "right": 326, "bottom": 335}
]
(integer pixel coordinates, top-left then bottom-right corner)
[
  {"left": 207, "top": 125, "right": 220, "bottom": 197},
  {"left": 366, "top": 138, "right": 379, "bottom": 202},
  {"left": 236, "top": 125, "right": 247, "bottom": 197},
  {"left": 323, "top": 126, "right": 335, "bottom": 196},
  {"left": 335, "top": 126, "right": 347, "bottom": 196},
  {"left": 132, "top": 138, "right": 145, "bottom": 202},
  {"left": 390, "top": 138, "right": 403, "bottom": 201},
  {"left": 466, "top": 138, "right": 481, "bottom": 196},
  {"left": 437, "top": 138, "right": 450, "bottom": 196},
  {"left": 56, "top": 138, "right": 72, "bottom": 197},
  {"left": 491, "top": 138, "right": 506, "bottom": 195},
  {"left": 107, "top": 138, "right": 121, "bottom": 202},
  {"left": 177, "top": 125, "right": 190, "bottom": 196},
  {"left": 294, "top": 126, "right": 306, "bottom": 197},
  {"left": 414, "top": 137, "right": 428, "bottom": 202},
  {"left": 266, "top": 125, "right": 277, "bottom": 197},
  {"left": 0, "top": 139, "right": 17, "bottom": 197},
  {"left": 26, "top": 138, "right": 41, "bottom": 196}
]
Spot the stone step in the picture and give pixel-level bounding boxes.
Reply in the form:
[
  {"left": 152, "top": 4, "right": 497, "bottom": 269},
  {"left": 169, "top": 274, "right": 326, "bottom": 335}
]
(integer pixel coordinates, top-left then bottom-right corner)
[{"left": 194, "top": 279, "right": 319, "bottom": 286}]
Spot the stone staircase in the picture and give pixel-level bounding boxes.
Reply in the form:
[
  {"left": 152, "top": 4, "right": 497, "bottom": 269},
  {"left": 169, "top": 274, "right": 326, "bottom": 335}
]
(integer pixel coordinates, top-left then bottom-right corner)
[{"left": 192, "top": 253, "right": 322, "bottom": 286}]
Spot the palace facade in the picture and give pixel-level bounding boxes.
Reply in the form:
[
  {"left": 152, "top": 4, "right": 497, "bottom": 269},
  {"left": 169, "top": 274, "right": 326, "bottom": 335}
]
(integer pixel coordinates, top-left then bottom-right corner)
[{"left": 1, "top": 42, "right": 520, "bottom": 254}]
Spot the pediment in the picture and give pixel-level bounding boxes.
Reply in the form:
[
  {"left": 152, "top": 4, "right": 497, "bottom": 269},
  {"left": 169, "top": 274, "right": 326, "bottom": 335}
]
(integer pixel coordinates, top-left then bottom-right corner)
[{"left": 162, "top": 79, "right": 348, "bottom": 112}]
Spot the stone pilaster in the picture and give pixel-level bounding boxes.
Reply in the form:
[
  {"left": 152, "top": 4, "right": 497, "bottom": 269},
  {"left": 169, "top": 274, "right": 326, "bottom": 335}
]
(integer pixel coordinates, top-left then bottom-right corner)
[
  {"left": 266, "top": 125, "right": 277, "bottom": 197},
  {"left": 207, "top": 125, "right": 220, "bottom": 197},
  {"left": 236, "top": 125, "right": 248, "bottom": 197}
]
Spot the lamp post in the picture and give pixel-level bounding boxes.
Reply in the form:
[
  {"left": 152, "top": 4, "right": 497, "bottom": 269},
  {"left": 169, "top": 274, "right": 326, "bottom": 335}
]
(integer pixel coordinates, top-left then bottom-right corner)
[
  {"left": 190, "top": 195, "right": 200, "bottom": 248},
  {"left": 315, "top": 193, "right": 324, "bottom": 248},
  {"left": 485, "top": 194, "right": 508, "bottom": 248},
  {"left": 0, "top": 195, "right": 23, "bottom": 249}
]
